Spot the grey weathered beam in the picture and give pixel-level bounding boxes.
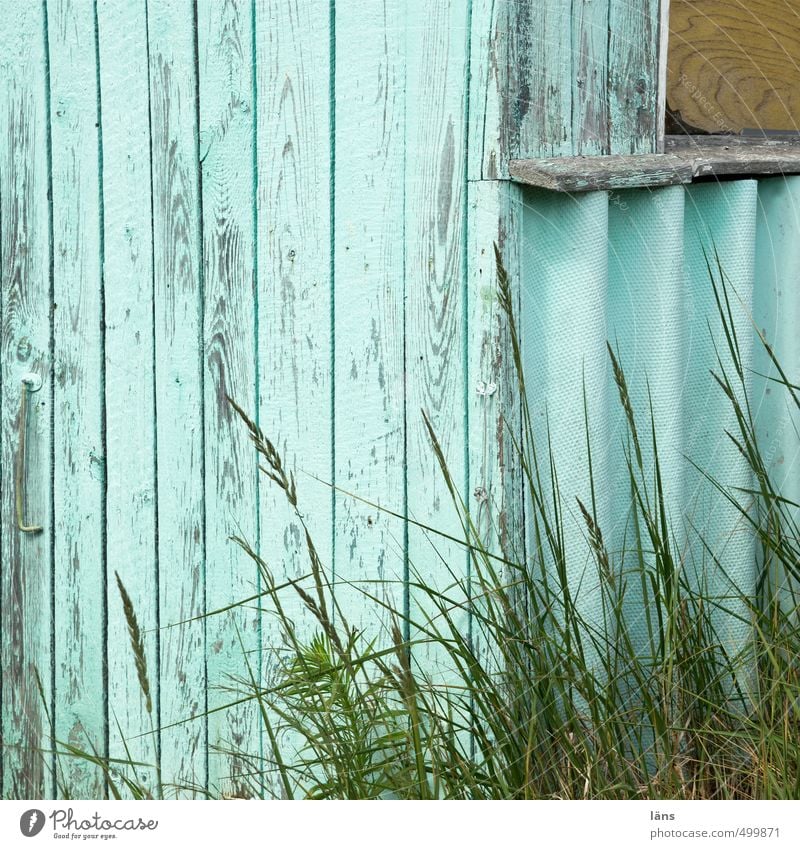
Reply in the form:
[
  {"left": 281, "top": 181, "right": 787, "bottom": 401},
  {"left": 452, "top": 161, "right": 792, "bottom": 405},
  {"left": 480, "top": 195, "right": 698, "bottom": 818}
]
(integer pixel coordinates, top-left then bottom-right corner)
[
  {"left": 667, "top": 135, "right": 800, "bottom": 178},
  {"left": 509, "top": 136, "right": 800, "bottom": 193},
  {"left": 509, "top": 154, "right": 691, "bottom": 192}
]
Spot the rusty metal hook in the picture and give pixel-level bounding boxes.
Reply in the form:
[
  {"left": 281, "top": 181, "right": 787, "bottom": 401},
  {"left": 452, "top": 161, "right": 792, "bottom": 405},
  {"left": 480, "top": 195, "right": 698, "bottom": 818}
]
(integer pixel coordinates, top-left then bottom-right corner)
[{"left": 16, "top": 375, "right": 43, "bottom": 534}]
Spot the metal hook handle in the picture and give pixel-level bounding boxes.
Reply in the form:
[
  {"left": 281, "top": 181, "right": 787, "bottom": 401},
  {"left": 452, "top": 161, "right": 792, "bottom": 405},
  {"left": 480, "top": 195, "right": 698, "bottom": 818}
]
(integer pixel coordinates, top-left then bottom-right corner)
[{"left": 16, "top": 376, "right": 42, "bottom": 534}]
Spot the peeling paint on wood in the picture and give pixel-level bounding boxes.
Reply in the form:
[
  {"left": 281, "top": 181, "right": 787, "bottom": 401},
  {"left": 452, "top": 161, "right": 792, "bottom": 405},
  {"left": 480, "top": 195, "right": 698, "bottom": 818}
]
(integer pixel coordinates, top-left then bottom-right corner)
[
  {"left": 254, "top": 0, "right": 332, "bottom": 799},
  {"left": 465, "top": 180, "right": 526, "bottom": 686},
  {"left": 197, "top": 0, "right": 260, "bottom": 799},
  {"left": 609, "top": 0, "right": 661, "bottom": 153},
  {"left": 573, "top": 0, "right": 610, "bottom": 155},
  {"left": 48, "top": 0, "right": 105, "bottom": 800},
  {"left": 0, "top": 0, "right": 673, "bottom": 799},
  {"left": 333, "top": 0, "right": 407, "bottom": 639},
  {"left": 148, "top": 0, "right": 206, "bottom": 797},
  {"left": 97, "top": 0, "right": 159, "bottom": 798},
  {"left": 0, "top": 0, "right": 54, "bottom": 801},
  {"left": 406, "top": 0, "right": 470, "bottom": 679}
]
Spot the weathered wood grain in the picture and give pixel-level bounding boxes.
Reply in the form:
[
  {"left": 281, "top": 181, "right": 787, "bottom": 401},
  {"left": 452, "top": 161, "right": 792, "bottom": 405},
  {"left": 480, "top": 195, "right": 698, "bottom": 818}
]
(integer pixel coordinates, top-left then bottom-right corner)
[
  {"left": 197, "top": 0, "right": 260, "bottom": 799},
  {"left": 668, "top": 0, "right": 800, "bottom": 134},
  {"left": 333, "top": 1, "right": 407, "bottom": 640},
  {"left": 609, "top": 0, "right": 661, "bottom": 153},
  {"left": 47, "top": 0, "right": 105, "bottom": 800},
  {"left": 96, "top": 0, "right": 159, "bottom": 798},
  {"left": 253, "top": 0, "right": 333, "bottom": 798},
  {"left": 572, "top": 0, "right": 610, "bottom": 155},
  {"left": 515, "top": 1, "right": 572, "bottom": 160},
  {"left": 405, "top": 0, "right": 470, "bottom": 678},
  {"left": 0, "top": 0, "right": 54, "bottom": 800},
  {"left": 509, "top": 154, "right": 691, "bottom": 192},
  {"left": 510, "top": 136, "right": 800, "bottom": 192},
  {"left": 0, "top": 0, "right": 698, "bottom": 803},
  {"left": 466, "top": 180, "right": 525, "bottom": 665},
  {"left": 147, "top": 0, "right": 206, "bottom": 797},
  {"left": 472, "top": 0, "right": 665, "bottom": 170},
  {"left": 467, "top": 0, "right": 505, "bottom": 180},
  {"left": 666, "top": 136, "right": 800, "bottom": 178},
  {"left": 657, "top": 0, "right": 671, "bottom": 151},
  {"left": 471, "top": 0, "right": 575, "bottom": 175}
]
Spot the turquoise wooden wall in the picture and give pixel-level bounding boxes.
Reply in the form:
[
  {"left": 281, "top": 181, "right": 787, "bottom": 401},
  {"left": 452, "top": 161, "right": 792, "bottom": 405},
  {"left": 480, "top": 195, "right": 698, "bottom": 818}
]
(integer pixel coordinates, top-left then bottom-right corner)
[{"left": 0, "top": 0, "right": 672, "bottom": 799}]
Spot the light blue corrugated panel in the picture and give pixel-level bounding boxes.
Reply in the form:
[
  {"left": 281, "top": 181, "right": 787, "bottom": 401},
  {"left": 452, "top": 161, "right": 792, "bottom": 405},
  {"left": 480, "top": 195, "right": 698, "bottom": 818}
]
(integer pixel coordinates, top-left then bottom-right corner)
[
  {"left": 753, "top": 178, "right": 800, "bottom": 612},
  {"left": 606, "top": 185, "right": 686, "bottom": 656},
  {"left": 521, "top": 189, "right": 610, "bottom": 641},
  {"left": 520, "top": 177, "right": 799, "bottom": 663}
]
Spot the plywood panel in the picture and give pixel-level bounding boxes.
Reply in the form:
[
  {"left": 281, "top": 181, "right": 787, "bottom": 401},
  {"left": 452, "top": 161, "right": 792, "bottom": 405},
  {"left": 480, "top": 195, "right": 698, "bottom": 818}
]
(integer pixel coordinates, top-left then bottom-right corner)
[{"left": 668, "top": 0, "right": 800, "bottom": 133}]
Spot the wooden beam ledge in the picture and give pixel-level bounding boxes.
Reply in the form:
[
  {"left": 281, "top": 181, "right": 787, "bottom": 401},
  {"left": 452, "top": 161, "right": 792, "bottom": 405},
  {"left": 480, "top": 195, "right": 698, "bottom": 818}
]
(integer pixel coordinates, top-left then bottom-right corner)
[{"left": 509, "top": 136, "right": 800, "bottom": 193}]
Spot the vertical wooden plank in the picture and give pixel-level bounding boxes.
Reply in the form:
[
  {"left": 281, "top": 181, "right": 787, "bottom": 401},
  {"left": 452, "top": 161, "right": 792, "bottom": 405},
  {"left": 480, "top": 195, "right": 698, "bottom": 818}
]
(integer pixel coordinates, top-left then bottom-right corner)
[
  {"left": 468, "top": 0, "right": 506, "bottom": 180},
  {"left": 147, "top": 0, "right": 206, "bottom": 796},
  {"left": 572, "top": 0, "right": 610, "bottom": 155},
  {"left": 515, "top": 1, "right": 572, "bottom": 159},
  {"left": 656, "top": 0, "right": 671, "bottom": 151},
  {"left": 608, "top": 0, "right": 661, "bottom": 154},
  {"left": 48, "top": 0, "right": 105, "bottom": 799},
  {"left": 254, "top": 0, "right": 332, "bottom": 798},
  {"left": 96, "top": 0, "right": 159, "bottom": 795},
  {"left": 475, "top": 0, "right": 664, "bottom": 164},
  {"left": 469, "top": 0, "right": 574, "bottom": 176},
  {"left": 405, "top": 0, "right": 470, "bottom": 674},
  {"left": 0, "top": 0, "right": 54, "bottom": 800},
  {"left": 333, "top": 1, "right": 407, "bottom": 636},
  {"left": 197, "top": 0, "right": 259, "bottom": 798},
  {"left": 470, "top": 0, "right": 574, "bottom": 176},
  {"left": 466, "top": 180, "right": 524, "bottom": 655}
]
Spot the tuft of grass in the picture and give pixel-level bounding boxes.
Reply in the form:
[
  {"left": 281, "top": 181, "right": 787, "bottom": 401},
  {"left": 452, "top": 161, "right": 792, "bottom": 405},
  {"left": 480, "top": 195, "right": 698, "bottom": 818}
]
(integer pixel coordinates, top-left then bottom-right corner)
[
  {"left": 115, "top": 571, "right": 152, "bottom": 716},
  {"left": 216, "top": 243, "right": 799, "bottom": 799},
  {"left": 46, "top": 243, "right": 800, "bottom": 800}
]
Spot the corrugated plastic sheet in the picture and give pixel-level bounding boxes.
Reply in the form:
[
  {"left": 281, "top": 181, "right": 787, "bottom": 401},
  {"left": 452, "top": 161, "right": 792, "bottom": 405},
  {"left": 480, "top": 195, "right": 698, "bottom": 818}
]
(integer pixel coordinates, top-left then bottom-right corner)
[{"left": 520, "top": 177, "right": 800, "bottom": 661}]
